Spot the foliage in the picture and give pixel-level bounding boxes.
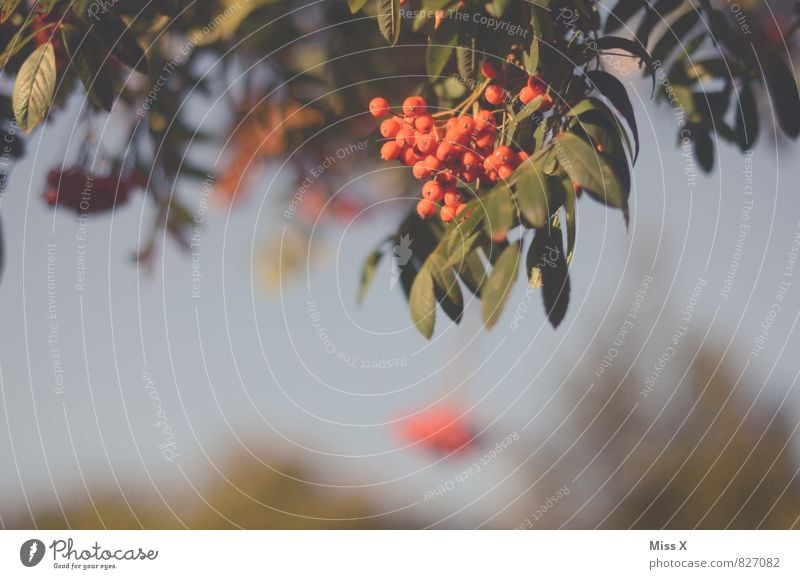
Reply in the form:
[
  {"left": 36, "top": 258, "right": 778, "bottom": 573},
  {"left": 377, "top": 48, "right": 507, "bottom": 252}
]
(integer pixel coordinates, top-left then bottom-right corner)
[{"left": 0, "top": 0, "right": 797, "bottom": 336}]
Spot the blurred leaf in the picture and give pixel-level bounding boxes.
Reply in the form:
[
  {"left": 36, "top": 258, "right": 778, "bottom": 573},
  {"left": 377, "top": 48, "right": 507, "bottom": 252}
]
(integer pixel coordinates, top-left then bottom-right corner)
[
  {"left": 635, "top": 0, "right": 683, "bottom": 46},
  {"left": 377, "top": 0, "right": 401, "bottom": 45},
  {"left": 358, "top": 245, "right": 385, "bottom": 304},
  {"left": 456, "top": 36, "right": 476, "bottom": 80},
  {"left": 64, "top": 29, "right": 116, "bottom": 111},
  {"left": 483, "top": 187, "right": 515, "bottom": 241},
  {"left": 348, "top": 0, "right": 369, "bottom": 13},
  {"left": 482, "top": 241, "right": 521, "bottom": 328},
  {"left": 764, "top": 57, "right": 800, "bottom": 139},
  {"left": 651, "top": 10, "right": 701, "bottom": 65},
  {"left": 426, "top": 33, "right": 456, "bottom": 78},
  {"left": 0, "top": 0, "right": 21, "bottom": 23},
  {"left": 604, "top": 0, "right": 645, "bottom": 33},
  {"left": 456, "top": 247, "right": 488, "bottom": 297},
  {"left": 693, "top": 129, "right": 714, "bottom": 173},
  {"left": 596, "top": 36, "right": 654, "bottom": 92},
  {"left": 12, "top": 42, "right": 56, "bottom": 132},
  {"left": 92, "top": 19, "right": 148, "bottom": 73},
  {"left": 410, "top": 264, "right": 436, "bottom": 339},
  {"left": 734, "top": 82, "right": 758, "bottom": 151}
]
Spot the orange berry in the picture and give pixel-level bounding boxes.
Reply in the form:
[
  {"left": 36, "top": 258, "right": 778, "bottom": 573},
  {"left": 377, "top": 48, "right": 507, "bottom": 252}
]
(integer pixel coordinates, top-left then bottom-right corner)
[
  {"left": 369, "top": 97, "right": 390, "bottom": 117},
  {"left": 484, "top": 85, "right": 505, "bottom": 106},
  {"left": 519, "top": 86, "right": 537, "bottom": 105},
  {"left": 444, "top": 190, "right": 464, "bottom": 207},
  {"left": 475, "top": 110, "right": 495, "bottom": 132},
  {"left": 475, "top": 132, "right": 495, "bottom": 149},
  {"left": 498, "top": 164, "right": 514, "bottom": 180},
  {"left": 436, "top": 170, "right": 456, "bottom": 186},
  {"left": 402, "top": 147, "right": 422, "bottom": 166},
  {"left": 416, "top": 133, "right": 436, "bottom": 154},
  {"left": 417, "top": 199, "right": 437, "bottom": 219},
  {"left": 423, "top": 155, "right": 443, "bottom": 172},
  {"left": 456, "top": 203, "right": 469, "bottom": 217},
  {"left": 413, "top": 161, "right": 431, "bottom": 180},
  {"left": 456, "top": 115, "right": 475, "bottom": 134},
  {"left": 461, "top": 169, "right": 478, "bottom": 182},
  {"left": 493, "top": 145, "right": 513, "bottom": 164},
  {"left": 517, "top": 151, "right": 529, "bottom": 163},
  {"left": 436, "top": 141, "right": 454, "bottom": 161},
  {"left": 541, "top": 93, "right": 554, "bottom": 112},
  {"left": 402, "top": 96, "right": 427, "bottom": 116},
  {"left": 395, "top": 126, "right": 416, "bottom": 147},
  {"left": 422, "top": 180, "right": 444, "bottom": 202},
  {"left": 440, "top": 205, "right": 456, "bottom": 222},
  {"left": 462, "top": 151, "right": 480, "bottom": 169},
  {"left": 481, "top": 61, "right": 497, "bottom": 79},
  {"left": 380, "top": 141, "right": 401, "bottom": 160},
  {"left": 380, "top": 118, "right": 400, "bottom": 138},
  {"left": 415, "top": 114, "right": 434, "bottom": 133},
  {"left": 483, "top": 156, "right": 501, "bottom": 173}
]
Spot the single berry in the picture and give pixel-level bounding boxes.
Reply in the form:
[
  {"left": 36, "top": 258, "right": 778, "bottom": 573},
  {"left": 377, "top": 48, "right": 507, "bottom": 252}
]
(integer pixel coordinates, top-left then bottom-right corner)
[
  {"left": 484, "top": 85, "right": 505, "bottom": 106},
  {"left": 493, "top": 146, "right": 513, "bottom": 164},
  {"left": 475, "top": 132, "right": 495, "bottom": 150},
  {"left": 369, "top": 97, "right": 390, "bottom": 117},
  {"left": 380, "top": 118, "right": 400, "bottom": 138},
  {"left": 395, "top": 126, "right": 416, "bottom": 147},
  {"left": 444, "top": 190, "right": 464, "bottom": 207},
  {"left": 415, "top": 114, "right": 434, "bottom": 133},
  {"left": 422, "top": 180, "right": 444, "bottom": 202},
  {"left": 519, "top": 86, "right": 537, "bottom": 105},
  {"left": 456, "top": 203, "right": 469, "bottom": 217},
  {"left": 416, "top": 133, "right": 436, "bottom": 154},
  {"left": 402, "top": 96, "right": 427, "bottom": 116},
  {"left": 475, "top": 109, "right": 495, "bottom": 132},
  {"left": 481, "top": 61, "right": 497, "bottom": 79},
  {"left": 456, "top": 115, "right": 475, "bottom": 134},
  {"left": 381, "top": 141, "right": 401, "bottom": 160},
  {"left": 440, "top": 205, "right": 456, "bottom": 222},
  {"left": 402, "top": 147, "right": 422, "bottom": 166},
  {"left": 412, "top": 161, "right": 431, "bottom": 180},
  {"left": 498, "top": 164, "right": 514, "bottom": 180},
  {"left": 417, "top": 199, "right": 437, "bottom": 219}
]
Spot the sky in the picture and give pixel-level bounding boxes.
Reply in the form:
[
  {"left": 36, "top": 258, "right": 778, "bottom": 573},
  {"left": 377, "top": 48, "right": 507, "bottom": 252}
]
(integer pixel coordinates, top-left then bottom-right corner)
[{"left": 1, "top": 68, "right": 800, "bottom": 528}]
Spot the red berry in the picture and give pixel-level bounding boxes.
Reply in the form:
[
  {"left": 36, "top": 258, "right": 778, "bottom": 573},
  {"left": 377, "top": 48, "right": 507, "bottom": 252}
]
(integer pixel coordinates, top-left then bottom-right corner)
[
  {"left": 417, "top": 199, "right": 437, "bottom": 219},
  {"left": 483, "top": 156, "right": 501, "bottom": 173},
  {"left": 402, "top": 147, "right": 422, "bottom": 166},
  {"left": 462, "top": 151, "right": 480, "bottom": 169},
  {"left": 395, "top": 126, "right": 416, "bottom": 147},
  {"left": 484, "top": 85, "right": 505, "bottom": 106},
  {"left": 517, "top": 151, "right": 529, "bottom": 163},
  {"left": 380, "top": 118, "right": 400, "bottom": 138},
  {"left": 416, "top": 133, "right": 436, "bottom": 154},
  {"left": 498, "top": 164, "right": 514, "bottom": 180},
  {"left": 381, "top": 141, "right": 401, "bottom": 160},
  {"left": 440, "top": 205, "right": 456, "bottom": 222},
  {"left": 475, "top": 110, "right": 495, "bottom": 132},
  {"left": 456, "top": 203, "right": 469, "bottom": 217},
  {"left": 541, "top": 93, "right": 554, "bottom": 112},
  {"left": 369, "top": 97, "right": 390, "bottom": 117},
  {"left": 519, "top": 86, "right": 537, "bottom": 105},
  {"left": 456, "top": 115, "right": 475, "bottom": 134},
  {"left": 402, "top": 96, "right": 427, "bottom": 116},
  {"left": 422, "top": 181, "right": 444, "bottom": 202},
  {"left": 412, "top": 161, "right": 431, "bottom": 180},
  {"left": 493, "top": 146, "right": 513, "bottom": 164},
  {"left": 436, "top": 141, "right": 454, "bottom": 161},
  {"left": 475, "top": 132, "right": 495, "bottom": 150},
  {"left": 415, "top": 114, "right": 434, "bottom": 133},
  {"left": 481, "top": 61, "right": 497, "bottom": 79},
  {"left": 423, "top": 155, "right": 443, "bottom": 172},
  {"left": 444, "top": 190, "right": 464, "bottom": 207},
  {"left": 527, "top": 75, "right": 546, "bottom": 92}
]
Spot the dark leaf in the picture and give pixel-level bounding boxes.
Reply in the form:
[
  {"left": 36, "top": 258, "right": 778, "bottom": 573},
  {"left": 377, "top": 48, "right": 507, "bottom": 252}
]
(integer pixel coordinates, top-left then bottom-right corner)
[
  {"left": 734, "top": 82, "right": 758, "bottom": 151},
  {"left": 604, "top": 0, "right": 645, "bottom": 33},
  {"left": 482, "top": 241, "right": 521, "bottom": 328},
  {"left": 764, "top": 57, "right": 800, "bottom": 138},
  {"left": 377, "top": 0, "right": 401, "bottom": 45},
  {"left": 529, "top": 222, "right": 570, "bottom": 328},
  {"left": 430, "top": 254, "right": 464, "bottom": 324},
  {"left": 587, "top": 70, "right": 639, "bottom": 161},
  {"left": 409, "top": 264, "right": 436, "bottom": 339}
]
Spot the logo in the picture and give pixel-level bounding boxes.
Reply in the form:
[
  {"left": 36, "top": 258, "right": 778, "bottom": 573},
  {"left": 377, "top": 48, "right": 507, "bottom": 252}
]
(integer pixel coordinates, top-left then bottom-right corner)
[{"left": 20, "top": 539, "right": 46, "bottom": 567}]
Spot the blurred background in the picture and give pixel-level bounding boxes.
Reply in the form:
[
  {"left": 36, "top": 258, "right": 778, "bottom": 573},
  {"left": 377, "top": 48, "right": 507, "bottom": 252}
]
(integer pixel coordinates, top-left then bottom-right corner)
[{"left": 1, "top": 0, "right": 799, "bottom": 529}]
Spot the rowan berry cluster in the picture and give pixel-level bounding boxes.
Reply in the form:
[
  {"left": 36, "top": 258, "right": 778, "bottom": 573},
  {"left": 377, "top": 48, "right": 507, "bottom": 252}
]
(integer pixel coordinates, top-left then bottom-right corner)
[
  {"left": 43, "top": 167, "right": 145, "bottom": 214},
  {"left": 369, "top": 94, "right": 528, "bottom": 223},
  {"left": 481, "top": 62, "right": 554, "bottom": 111}
]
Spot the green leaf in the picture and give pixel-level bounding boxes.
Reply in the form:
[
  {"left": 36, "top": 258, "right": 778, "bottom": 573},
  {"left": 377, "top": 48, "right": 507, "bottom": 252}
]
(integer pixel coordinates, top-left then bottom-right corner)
[
  {"left": 514, "top": 161, "right": 551, "bottom": 228},
  {"left": 348, "top": 0, "right": 369, "bottom": 13},
  {"left": 457, "top": 248, "right": 488, "bottom": 297},
  {"left": 556, "top": 132, "right": 628, "bottom": 213},
  {"left": 377, "top": 0, "right": 401, "bottom": 45},
  {"left": 483, "top": 187, "right": 515, "bottom": 241},
  {"left": 409, "top": 265, "right": 436, "bottom": 339},
  {"left": 765, "top": 57, "right": 800, "bottom": 139},
  {"left": 426, "top": 34, "right": 456, "bottom": 78},
  {"left": 595, "top": 36, "right": 654, "bottom": 93},
  {"left": 12, "top": 42, "right": 57, "bottom": 132},
  {"left": 528, "top": 222, "right": 570, "bottom": 327},
  {"left": 587, "top": 70, "right": 639, "bottom": 161},
  {"left": 482, "top": 242, "right": 521, "bottom": 328},
  {"left": 430, "top": 254, "right": 463, "bottom": 323},
  {"left": 358, "top": 245, "right": 385, "bottom": 304},
  {"left": 693, "top": 129, "right": 714, "bottom": 173},
  {"left": 456, "top": 36, "right": 477, "bottom": 80}
]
